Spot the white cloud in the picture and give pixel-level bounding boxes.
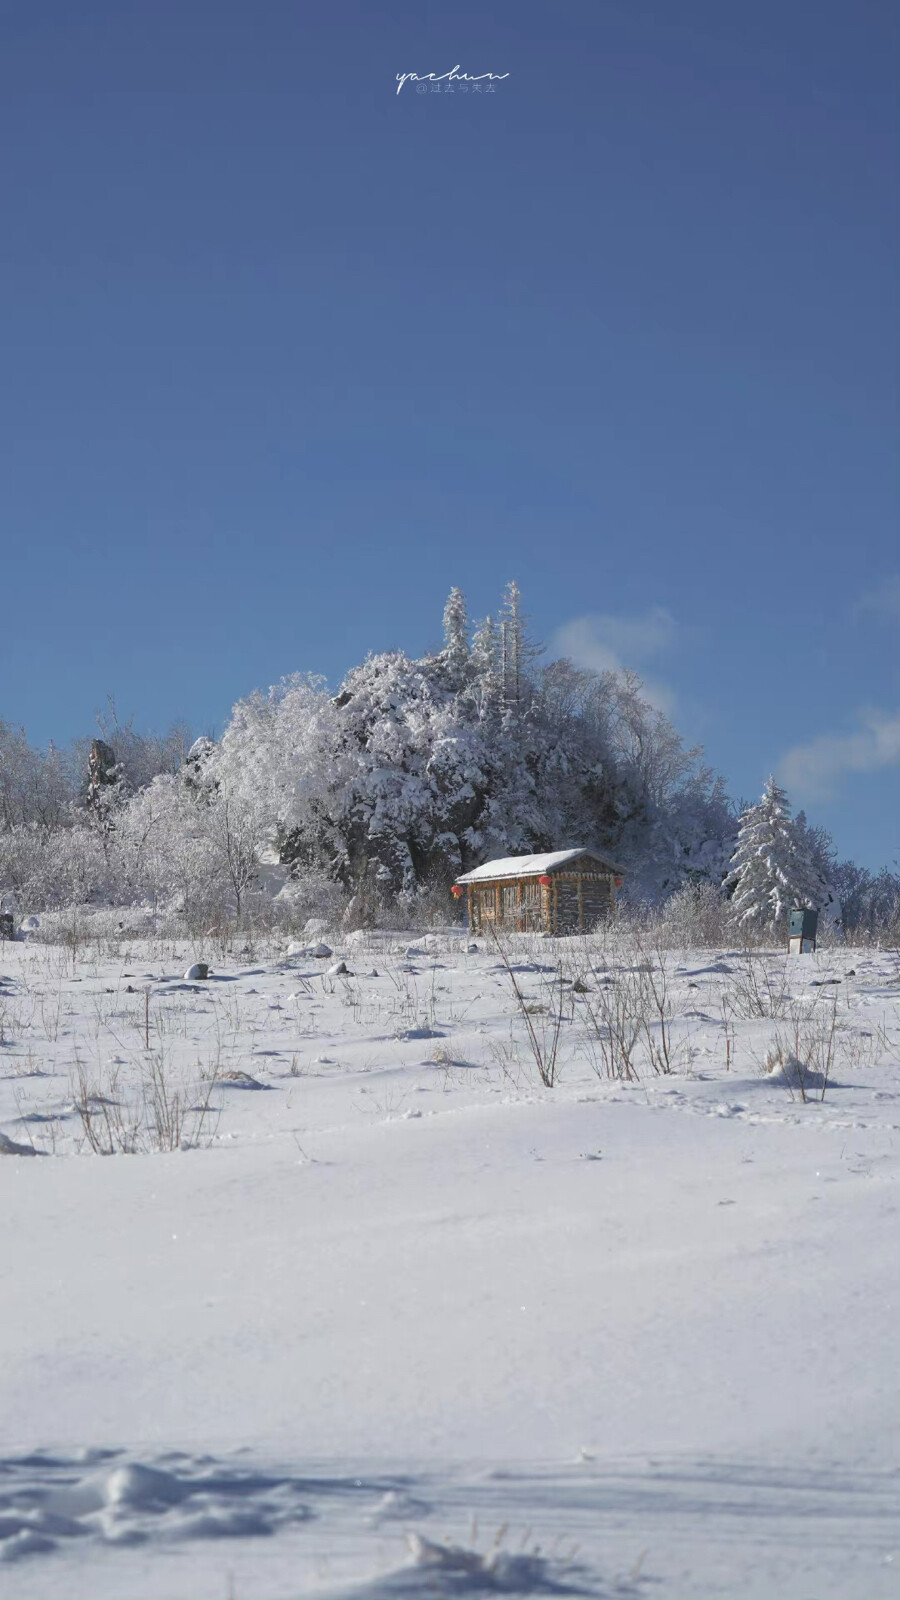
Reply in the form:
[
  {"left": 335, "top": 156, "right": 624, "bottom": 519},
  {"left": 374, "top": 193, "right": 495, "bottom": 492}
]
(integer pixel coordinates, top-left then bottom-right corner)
[
  {"left": 779, "top": 707, "right": 900, "bottom": 798},
  {"left": 551, "top": 606, "right": 678, "bottom": 713},
  {"left": 853, "top": 575, "right": 900, "bottom": 624}
]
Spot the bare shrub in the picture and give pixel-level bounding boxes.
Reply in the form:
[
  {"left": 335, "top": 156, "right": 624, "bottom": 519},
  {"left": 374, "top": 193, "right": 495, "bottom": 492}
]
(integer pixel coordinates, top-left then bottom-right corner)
[
  {"left": 720, "top": 995, "right": 735, "bottom": 1072},
  {"left": 71, "top": 1060, "right": 142, "bottom": 1155},
  {"left": 488, "top": 926, "right": 563, "bottom": 1087},
  {"left": 657, "top": 881, "right": 732, "bottom": 949},
  {"left": 576, "top": 925, "right": 685, "bottom": 1079},
  {"left": 636, "top": 942, "right": 680, "bottom": 1074},
  {"left": 71, "top": 1049, "right": 218, "bottom": 1155},
  {"left": 579, "top": 970, "right": 644, "bottom": 1080},
  {"left": 729, "top": 953, "right": 793, "bottom": 1019},
  {"left": 768, "top": 991, "right": 840, "bottom": 1102}
]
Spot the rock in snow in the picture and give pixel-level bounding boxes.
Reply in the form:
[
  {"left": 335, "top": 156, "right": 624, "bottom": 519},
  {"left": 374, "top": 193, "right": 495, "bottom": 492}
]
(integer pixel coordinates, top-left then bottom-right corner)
[{"left": 183, "top": 963, "right": 209, "bottom": 981}]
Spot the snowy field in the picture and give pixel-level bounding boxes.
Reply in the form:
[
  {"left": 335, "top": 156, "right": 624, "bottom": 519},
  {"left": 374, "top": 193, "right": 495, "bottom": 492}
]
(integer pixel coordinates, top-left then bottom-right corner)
[{"left": 1, "top": 923, "right": 898, "bottom": 1598}]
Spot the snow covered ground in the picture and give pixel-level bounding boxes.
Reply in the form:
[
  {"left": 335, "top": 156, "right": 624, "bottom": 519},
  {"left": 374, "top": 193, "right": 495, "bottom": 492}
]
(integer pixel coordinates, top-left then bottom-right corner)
[{"left": 1, "top": 924, "right": 898, "bottom": 1597}]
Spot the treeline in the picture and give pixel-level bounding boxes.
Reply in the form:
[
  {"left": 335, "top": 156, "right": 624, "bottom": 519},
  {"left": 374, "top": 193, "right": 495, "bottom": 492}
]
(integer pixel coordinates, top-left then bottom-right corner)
[{"left": 1, "top": 585, "right": 897, "bottom": 938}]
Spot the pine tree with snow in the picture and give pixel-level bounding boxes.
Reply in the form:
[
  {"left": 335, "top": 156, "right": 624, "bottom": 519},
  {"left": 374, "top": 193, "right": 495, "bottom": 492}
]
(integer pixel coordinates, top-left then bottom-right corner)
[
  {"left": 728, "top": 776, "right": 823, "bottom": 929},
  {"left": 470, "top": 613, "right": 501, "bottom": 703},
  {"left": 441, "top": 587, "right": 470, "bottom": 682}
]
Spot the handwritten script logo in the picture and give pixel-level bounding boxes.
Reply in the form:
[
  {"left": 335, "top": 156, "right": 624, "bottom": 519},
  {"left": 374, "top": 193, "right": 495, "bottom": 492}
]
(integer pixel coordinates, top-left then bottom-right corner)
[{"left": 396, "top": 64, "right": 509, "bottom": 95}]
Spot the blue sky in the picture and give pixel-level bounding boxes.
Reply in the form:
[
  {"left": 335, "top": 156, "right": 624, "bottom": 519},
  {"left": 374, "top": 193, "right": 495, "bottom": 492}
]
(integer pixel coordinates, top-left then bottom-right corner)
[{"left": 1, "top": 0, "right": 897, "bottom": 868}]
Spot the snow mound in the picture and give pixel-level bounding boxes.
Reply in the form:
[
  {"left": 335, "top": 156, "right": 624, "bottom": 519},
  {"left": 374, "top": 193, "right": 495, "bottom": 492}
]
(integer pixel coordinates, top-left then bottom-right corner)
[
  {"left": 0, "top": 1451, "right": 313, "bottom": 1564},
  {"left": 366, "top": 1488, "right": 432, "bottom": 1522},
  {"left": 286, "top": 940, "right": 334, "bottom": 959},
  {"left": 103, "top": 1462, "right": 184, "bottom": 1510},
  {"left": 764, "top": 1052, "right": 826, "bottom": 1089},
  {"left": 213, "top": 1071, "right": 269, "bottom": 1091},
  {"left": 404, "top": 935, "right": 444, "bottom": 958}
]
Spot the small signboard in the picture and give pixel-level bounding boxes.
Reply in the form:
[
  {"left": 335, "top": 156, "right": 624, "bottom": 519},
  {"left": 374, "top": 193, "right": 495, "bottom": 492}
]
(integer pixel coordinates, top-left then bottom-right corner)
[{"left": 788, "top": 907, "right": 818, "bottom": 955}]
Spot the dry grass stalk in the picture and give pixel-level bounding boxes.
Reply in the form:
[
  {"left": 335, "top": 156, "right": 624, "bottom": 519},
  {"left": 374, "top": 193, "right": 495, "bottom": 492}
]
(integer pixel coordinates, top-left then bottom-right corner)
[{"left": 487, "top": 925, "right": 562, "bottom": 1088}]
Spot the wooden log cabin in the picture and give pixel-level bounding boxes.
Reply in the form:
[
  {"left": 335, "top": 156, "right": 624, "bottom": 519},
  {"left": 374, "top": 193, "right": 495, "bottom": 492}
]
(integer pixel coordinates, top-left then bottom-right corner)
[{"left": 454, "top": 849, "right": 625, "bottom": 936}]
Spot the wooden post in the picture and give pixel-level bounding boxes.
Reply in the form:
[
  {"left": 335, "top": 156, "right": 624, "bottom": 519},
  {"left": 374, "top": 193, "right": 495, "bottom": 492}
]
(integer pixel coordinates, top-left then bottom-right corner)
[
  {"left": 467, "top": 886, "right": 475, "bottom": 934},
  {"left": 496, "top": 883, "right": 502, "bottom": 926},
  {"left": 577, "top": 874, "right": 584, "bottom": 931},
  {"left": 517, "top": 879, "right": 522, "bottom": 932}
]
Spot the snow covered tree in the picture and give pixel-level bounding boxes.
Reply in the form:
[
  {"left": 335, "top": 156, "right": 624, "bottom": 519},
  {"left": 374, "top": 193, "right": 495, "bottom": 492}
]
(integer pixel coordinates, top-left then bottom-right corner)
[
  {"left": 111, "top": 774, "right": 226, "bottom": 923},
  {"left": 86, "top": 738, "right": 122, "bottom": 829},
  {"left": 498, "top": 579, "right": 541, "bottom": 711},
  {"left": 441, "top": 587, "right": 470, "bottom": 682},
  {"left": 90, "top": 702, "right": 191, "bottom": 791},
  {"left": 193, "top": 791, "right": 263, "bottom": 925},
  {"left": 831, "top": 860, "right": 900, "bottom": 938},
  {"left": 792, "top": 810, "right": 840, "bottom": 927},
  {"left": 727, "top": 777, "right": 825, "bottom": 930},
  {"left": 212, "top": 674, "right": 350, "bottom": 872},
  {"left": 0, "top": 721, "right": 77, "bottom": 831},
  {"left": 470, "top": 613, "right": 501, "bottom": 704}
]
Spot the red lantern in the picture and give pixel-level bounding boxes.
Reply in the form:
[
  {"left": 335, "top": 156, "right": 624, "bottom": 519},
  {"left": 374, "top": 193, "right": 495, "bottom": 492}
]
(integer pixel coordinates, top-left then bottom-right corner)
[
  {"left": 451, "top": 885, "right": 463, "bottom": 898},
  {"left": 538, "top": 874, "right": 553, "bottom": 887},
  {"left": 614, "top": 877, "right": 624, "bottom": 889}
]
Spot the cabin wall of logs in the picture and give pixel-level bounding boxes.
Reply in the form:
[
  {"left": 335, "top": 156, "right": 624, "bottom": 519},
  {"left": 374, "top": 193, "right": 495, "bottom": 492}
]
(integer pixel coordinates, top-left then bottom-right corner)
[{"left": 463, "top": 854, "right": 620, "bottom": 936}]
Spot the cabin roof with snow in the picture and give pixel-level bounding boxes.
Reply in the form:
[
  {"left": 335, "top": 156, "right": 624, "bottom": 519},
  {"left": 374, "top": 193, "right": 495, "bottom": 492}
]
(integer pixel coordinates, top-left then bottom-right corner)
[{"left": 456, "top": 848, "right": 624, "bottom": 884}]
